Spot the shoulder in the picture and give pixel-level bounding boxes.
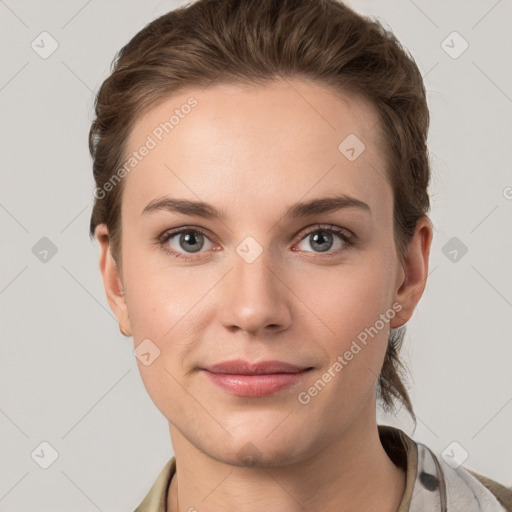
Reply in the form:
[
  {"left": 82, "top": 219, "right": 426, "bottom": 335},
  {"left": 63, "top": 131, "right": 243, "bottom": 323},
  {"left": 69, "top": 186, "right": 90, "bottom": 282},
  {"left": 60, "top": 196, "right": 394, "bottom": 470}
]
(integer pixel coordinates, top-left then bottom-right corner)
[
  {"left": 133, "top": 457, "right": 176, "bottom": 512},
  {"left": 416, "top": 440, "right": 511, "bottom": 512},
  {"left": 378, "top": 425, "right": 511, "bottom": 512},
  {"left": 466, "top": 469, "right": 512, "bottom": 512}
]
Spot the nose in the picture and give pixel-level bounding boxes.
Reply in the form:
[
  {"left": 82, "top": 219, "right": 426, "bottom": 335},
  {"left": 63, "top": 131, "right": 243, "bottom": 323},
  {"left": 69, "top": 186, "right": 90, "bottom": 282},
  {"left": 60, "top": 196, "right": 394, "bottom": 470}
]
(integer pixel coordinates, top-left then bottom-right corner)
[{"left": 218, "top": 246, "right": 292, "bottom": 337}]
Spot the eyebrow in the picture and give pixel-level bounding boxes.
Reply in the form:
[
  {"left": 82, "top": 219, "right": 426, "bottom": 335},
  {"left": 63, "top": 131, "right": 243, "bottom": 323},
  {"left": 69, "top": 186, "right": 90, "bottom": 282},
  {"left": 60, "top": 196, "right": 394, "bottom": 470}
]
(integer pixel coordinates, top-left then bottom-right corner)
[{"left": 141, "top": 194, "right": 371, "bottom": 221}]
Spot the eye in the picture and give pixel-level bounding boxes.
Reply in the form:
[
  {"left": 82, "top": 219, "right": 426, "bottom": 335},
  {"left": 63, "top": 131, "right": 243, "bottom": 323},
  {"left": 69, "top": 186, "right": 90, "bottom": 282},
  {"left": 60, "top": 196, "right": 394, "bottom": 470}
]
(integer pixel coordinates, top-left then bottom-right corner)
[
  {"left": 294, "top": 225, "right": 353, "bottom": 255},
  {"left": 159, "top": 227, "right": 215, "bottom": 260}
]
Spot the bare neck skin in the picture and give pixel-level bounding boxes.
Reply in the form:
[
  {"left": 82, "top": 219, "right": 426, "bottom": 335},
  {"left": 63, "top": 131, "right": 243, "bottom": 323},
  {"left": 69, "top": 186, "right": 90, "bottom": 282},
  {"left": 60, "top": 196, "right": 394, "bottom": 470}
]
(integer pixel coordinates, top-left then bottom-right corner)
[{"left": 166, "top": 396, "right": 406, "bottom": 512}]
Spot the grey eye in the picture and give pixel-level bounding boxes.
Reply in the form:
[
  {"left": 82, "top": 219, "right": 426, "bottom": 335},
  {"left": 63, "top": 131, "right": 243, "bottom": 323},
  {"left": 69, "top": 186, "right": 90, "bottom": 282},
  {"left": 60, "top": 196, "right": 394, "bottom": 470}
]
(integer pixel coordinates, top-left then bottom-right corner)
[
  {"left": 296, "top": 229, "right": 347, "bottom": 253},
  {"left": 167, "top": 230, "right": 212, "bottom": 254}
]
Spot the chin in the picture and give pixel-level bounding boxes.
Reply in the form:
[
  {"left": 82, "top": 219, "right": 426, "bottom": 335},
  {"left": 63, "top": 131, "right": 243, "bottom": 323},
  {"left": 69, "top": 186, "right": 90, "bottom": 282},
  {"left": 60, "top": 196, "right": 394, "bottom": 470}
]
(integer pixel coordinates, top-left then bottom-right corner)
[
  {"left": 202, "top": 426, "right": 314, "bottom": 469},
  {"left": 215, "top": 442, "right": 306, "bottom": 469}
]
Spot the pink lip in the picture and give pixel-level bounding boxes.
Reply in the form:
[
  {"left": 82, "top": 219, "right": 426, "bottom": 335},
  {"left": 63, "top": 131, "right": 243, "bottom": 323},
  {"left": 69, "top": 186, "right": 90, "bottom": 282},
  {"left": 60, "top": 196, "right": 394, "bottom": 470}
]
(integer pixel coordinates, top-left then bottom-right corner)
[
  {"left": 202, "top": 359, "right": 312, "bottom": 397},
  {"left": 205, "top": 359, "right": 308, "bottom": 375}
]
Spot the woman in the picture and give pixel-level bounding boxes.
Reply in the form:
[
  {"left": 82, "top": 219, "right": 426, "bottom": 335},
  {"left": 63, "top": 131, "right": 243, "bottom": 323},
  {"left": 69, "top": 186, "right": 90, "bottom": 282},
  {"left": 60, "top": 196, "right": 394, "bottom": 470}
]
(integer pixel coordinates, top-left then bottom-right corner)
[{"left": 89, "top": 0, "right": 512, "bottom": 510}]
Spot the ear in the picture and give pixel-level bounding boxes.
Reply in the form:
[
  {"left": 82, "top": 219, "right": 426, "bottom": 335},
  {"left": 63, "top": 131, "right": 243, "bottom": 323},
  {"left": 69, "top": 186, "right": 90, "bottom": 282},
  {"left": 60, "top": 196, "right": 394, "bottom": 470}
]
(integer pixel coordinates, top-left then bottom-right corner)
[
  {"left": 389, "top": 216, "right": 433, "bottom": 328},
  {"left": 95, "top": 223, "right": 132, "bottom": 335}
]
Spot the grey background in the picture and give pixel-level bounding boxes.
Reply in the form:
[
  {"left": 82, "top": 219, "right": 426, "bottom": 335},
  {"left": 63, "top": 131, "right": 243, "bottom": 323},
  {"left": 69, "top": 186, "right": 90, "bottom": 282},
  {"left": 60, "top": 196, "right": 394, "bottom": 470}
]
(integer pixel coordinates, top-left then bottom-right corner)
[{"left": 1, "top": 0, "right": 511, "bottom": 510}]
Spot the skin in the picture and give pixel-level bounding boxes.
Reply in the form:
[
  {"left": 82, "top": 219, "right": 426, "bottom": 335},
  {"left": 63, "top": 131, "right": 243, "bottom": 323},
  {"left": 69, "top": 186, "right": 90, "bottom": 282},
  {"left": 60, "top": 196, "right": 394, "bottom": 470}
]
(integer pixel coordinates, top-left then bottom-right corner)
[{"left": 96, "top": 77, "right": 432, "bottom": 512}]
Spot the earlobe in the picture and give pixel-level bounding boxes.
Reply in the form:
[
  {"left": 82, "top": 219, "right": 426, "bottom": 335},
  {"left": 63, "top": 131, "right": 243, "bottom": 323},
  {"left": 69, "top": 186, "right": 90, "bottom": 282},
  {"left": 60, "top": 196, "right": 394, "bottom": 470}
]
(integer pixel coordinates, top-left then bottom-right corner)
[
  {"left": 95, "top": 224, "right": 132, "bottom": 335},
  {"left": 389, "top": 217, "right": 433, "bottom": 329}
]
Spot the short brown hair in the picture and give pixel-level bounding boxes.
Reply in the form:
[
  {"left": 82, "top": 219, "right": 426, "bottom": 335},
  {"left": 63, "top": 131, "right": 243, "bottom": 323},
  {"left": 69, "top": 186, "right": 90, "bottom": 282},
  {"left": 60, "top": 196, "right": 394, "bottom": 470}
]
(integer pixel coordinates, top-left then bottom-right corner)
[{"left": 89, "top": 0, "right": 431, "bottom": 424}]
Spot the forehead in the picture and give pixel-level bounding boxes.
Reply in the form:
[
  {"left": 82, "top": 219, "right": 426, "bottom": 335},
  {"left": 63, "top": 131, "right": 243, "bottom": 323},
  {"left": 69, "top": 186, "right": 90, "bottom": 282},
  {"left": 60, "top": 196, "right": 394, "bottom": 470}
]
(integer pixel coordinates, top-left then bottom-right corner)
[{"left": 122, "top": 78, "right": 390, "bottom": 219}]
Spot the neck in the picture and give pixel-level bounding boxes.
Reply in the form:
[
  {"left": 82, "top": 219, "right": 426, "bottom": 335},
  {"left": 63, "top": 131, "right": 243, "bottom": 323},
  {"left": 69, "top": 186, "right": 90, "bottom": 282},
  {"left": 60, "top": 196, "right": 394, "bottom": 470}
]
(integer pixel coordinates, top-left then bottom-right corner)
[{"left": 167, "top": 403, "right": 405, "bottom": 512}]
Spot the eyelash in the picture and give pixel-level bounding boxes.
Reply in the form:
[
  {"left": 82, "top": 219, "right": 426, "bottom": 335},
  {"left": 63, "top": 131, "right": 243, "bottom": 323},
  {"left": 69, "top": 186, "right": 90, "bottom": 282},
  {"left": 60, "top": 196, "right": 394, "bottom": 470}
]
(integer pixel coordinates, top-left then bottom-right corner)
[{"left": 157, "top": 224, "right": 354, "bottom": 261}]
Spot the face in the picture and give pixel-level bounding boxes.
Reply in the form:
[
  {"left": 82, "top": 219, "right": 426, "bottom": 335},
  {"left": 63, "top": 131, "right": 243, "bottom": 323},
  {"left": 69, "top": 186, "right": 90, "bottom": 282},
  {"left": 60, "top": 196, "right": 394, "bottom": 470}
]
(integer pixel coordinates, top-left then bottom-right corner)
[{"left": 98, "top": 78, "right": 428, "bottom": 467}]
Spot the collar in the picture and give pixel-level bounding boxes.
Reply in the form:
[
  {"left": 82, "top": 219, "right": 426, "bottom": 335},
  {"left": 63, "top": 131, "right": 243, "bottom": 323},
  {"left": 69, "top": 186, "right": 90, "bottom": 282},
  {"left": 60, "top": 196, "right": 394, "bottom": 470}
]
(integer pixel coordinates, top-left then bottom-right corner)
[{"left": 378, "top": 424, "right": 418, "bottom": 511}]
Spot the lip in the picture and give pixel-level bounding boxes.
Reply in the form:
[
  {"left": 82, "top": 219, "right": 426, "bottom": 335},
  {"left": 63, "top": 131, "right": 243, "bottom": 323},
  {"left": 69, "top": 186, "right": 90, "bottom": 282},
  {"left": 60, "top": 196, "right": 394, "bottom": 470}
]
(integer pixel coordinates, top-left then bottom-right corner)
[
  {"left": 202, "top": 359, "right": 313, "bottom": 397},
  {"left": 204, "top": 359, "right": 309, "bottom": 375}
]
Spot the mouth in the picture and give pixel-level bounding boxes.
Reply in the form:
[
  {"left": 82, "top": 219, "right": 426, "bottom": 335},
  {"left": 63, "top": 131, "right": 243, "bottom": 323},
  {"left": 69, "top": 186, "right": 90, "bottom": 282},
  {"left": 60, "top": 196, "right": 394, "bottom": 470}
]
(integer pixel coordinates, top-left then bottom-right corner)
[
  {"left": 204, "top": 359, "right": 311, "bottom": 375},
  {"left": 201, "top": 359, "right": 313, "bottom": 397}
]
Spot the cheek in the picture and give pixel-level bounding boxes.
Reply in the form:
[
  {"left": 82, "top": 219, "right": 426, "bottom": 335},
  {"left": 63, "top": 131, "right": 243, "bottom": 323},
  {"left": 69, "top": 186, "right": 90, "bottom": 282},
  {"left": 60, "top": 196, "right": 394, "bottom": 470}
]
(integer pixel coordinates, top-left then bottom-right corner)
[
  {"left": 306, "top": 253, "right": 397, "bottom": 338},
  {"left": 299, "top": 250, "right": 398, "bottom": 396},
  {"left": 122, "top": 244, "right": 196, "bottom": 336},
  {"left": 296, "top": 268, "right": 395, "bottom": 418}
]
